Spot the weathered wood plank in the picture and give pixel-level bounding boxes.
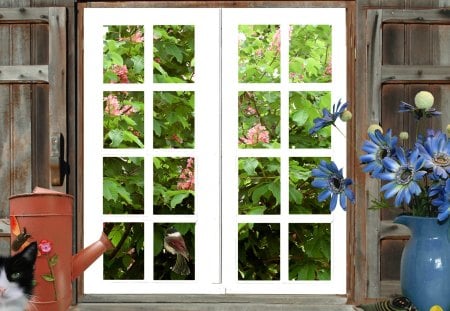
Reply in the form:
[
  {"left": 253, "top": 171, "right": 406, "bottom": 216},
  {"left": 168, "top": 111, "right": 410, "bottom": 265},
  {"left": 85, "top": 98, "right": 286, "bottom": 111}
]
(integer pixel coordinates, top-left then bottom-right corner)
[
  {"left": 0, "top": 85, "right": 11, "bottom": 216},
  {"left": 0, "top": 7, "right": 49, "bottom": 23},
  {"left": 0, "top": 65, "right": 48, "bottom": 82},
  {"left": 382, "top": 24, "right": 404, "bottom": 65},
  {"left": 11, "top": 84, "right": 32, "bottom": 200},
  {"left": 381, "top": 9, "right": 450, "bottom": 23},
  {"left": 381, "top": 65, "right": 450, "bottom": 81},
  {"left": 48, "top": 6, "right": 66, "bottom": 190}
]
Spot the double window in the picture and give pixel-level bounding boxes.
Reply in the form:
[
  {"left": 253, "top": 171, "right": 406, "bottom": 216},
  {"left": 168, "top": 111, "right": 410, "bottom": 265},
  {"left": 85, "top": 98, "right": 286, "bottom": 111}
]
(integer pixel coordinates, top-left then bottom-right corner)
[{"left": 83, "top": 8, "right": 347, "bottom": 295}]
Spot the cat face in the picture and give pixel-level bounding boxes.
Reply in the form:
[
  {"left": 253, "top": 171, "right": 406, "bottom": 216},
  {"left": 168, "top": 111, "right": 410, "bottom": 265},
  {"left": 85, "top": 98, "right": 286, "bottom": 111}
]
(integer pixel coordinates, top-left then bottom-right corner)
[{"left": 0, "top": 242, "right": 37, "bottom": 310}]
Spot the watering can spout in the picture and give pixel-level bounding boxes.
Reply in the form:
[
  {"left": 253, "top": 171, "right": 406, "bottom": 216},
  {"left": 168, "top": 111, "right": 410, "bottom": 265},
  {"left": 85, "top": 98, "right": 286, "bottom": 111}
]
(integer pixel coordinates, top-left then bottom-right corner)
[{"left": 72, "top": 232, "right": 113, "bottom": 280}]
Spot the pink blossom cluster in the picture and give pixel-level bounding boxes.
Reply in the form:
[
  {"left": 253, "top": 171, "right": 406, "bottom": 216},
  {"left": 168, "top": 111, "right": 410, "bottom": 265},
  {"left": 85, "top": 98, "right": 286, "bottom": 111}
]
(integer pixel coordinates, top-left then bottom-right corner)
[
  {"left": 269, "top": 28, "right": 281, "bottom": 52},
  {"left": 240, "top": 123, "right": 270, "bottom": 145},
  {"left": 111, "top": 64, "right": 129, "bottom": 83},
  {"left": 324, "top": 61, "right": 332, "bottom": 76},
  {"left": 244, "top": 106, "right": 257, "bottom": 115},
  {"left": 130, "top": 30, "right": 144, "bottom": 43},
  {"left": 104, "top": 94, "right": 137, "bottom": 116},
  {"left": 177, "top": 157, "right": 195, "bottom": 191}
]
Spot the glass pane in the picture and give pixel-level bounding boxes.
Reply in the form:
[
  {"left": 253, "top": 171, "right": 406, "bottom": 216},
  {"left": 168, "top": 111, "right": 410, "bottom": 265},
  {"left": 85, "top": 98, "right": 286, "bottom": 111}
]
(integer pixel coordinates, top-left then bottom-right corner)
[
  {"left": 289, "top": 223, "right": 330, "bottom": 280},
  {"left": 103, "top": 157, "right": 144, "bottom": 214},
  {"left": 153, "top": 157, "right": 195, "bottom": 215},
  {"left": 153, "top": 91, "right": 195, "bottom": 148},
  {"left": 103, "top": 222, "right": 144, "bottom": 280},
  {"left": 103, "top": 25, "right": 144, "bottom": 84},
  {"left": 289, "top": 25, "right": 332, "bottom": 83},
  {"left": 153, "top": 25, "right": 195, "bottom": 83},
  {"left": 238, "top": 157, "right": 280, "bottom": 215},
  {"left": 103, "top": 91, "right": 144, "bottom": 148},
  {"left": 238, "top": 223, "right": 280, "bottom": 280},
  {"left": 289, "top": 91, "right": 331, "bottom": 148},
  {"left": 238, "top": 25, "right": 281, "bottom": 83},
  {"left": 289, "top": 157, "right": 330, "bottom": 214},
  {"left": 153, "top": 223, "right": 195, "bottom": 280},
  {"left": 238, "top": 91, "right": 280, "bottom": 148}
]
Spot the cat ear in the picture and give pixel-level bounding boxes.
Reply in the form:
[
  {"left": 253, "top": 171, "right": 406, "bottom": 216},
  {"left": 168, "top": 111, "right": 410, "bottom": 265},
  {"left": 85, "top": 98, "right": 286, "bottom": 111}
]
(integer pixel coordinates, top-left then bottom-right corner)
[{"left": 19, "top": 242, "right": 38, "bottom": 262}]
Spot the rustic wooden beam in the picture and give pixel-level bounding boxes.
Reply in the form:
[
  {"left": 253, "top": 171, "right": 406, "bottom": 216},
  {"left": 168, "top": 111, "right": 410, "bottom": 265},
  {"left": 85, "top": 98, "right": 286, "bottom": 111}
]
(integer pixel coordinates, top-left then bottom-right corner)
[
  {"left": 381, "top": 9, "right": 450, "bottom": 24},
  {"left": 0, "top": 8, "right": 49, "bottom": 23},
  {"left": 382, "top": 65, "right": 450, "bottom": 82},
  {"left": 0, "top": 65, "right": 48, "bottom": 83}
]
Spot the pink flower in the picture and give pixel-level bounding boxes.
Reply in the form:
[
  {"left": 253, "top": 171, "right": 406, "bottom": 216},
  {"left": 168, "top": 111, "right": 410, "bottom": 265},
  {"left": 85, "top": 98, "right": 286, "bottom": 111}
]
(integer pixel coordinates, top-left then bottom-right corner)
[
  {"left": 240, "top": 123, "right": 270, "bottom": 145},
  {"left": 38, "top": 240, "right": 52, "bottom": 254},
  {"left": 104, "top": 94, "right": 137, "bottom": 116},
  {"left": 111, "top": 64, "right": 129, "bottom": 83},
  {"left": 177, "top": 158, "right": 195, "bottom": 191},
  {"left": 130, "top": 31, "right": 144, "bottom": 43},
  {"left": 244, "top": 106, "right": 257, "bottom": 115},
  {"left": 269, "top": 28, "right": 281, "bottom": 52}
]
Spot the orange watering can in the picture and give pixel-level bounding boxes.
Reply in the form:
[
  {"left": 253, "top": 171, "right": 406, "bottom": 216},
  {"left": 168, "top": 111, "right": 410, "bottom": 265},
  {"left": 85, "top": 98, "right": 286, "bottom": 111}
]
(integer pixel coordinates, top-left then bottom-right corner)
[{"left": 9, "top": 187, "right": 112, "bottom": 311}]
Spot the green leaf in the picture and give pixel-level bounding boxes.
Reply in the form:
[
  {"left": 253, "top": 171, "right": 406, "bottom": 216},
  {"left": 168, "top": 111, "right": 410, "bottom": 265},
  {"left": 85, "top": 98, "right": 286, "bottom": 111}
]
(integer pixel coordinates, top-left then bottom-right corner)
[
  {"left": 268, "top": 180, "right": 280, "bottom": 205},
  {"left": 107, "top": 129, "right": 124, "bottom": 147},
  {"left": 251, "top": 183, "right": 269, "bottom": 203},
  {"left": 170, "top": 192, "right": 190, "bottom": 209},
  {"left": 41, "top": 274, "right": 55, "bottom": 282},
  {"left": 103, "top": 178, "right": 118, "bottom": 201},
  {"left": 241, "top": 158, "right": 259, "bottom": 176},
  {"left": 291, "top": 110, "right": 309, "bottom": 127},
  {"left": 49, "top": 254, "right": 58, "bottom": 267}
]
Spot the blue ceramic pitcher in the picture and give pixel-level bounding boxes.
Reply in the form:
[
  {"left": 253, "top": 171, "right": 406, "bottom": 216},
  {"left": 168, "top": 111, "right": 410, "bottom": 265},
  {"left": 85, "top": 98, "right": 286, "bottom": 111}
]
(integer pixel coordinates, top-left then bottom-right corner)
[{"left": 394, "top": 215, "right": 450, "bottom": 311}]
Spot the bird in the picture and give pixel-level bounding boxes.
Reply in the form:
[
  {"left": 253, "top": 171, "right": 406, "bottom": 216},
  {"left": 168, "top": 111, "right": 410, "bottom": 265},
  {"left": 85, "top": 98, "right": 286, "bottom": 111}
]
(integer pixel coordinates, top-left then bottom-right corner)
[{"left": 164, "top": 227, "right": 190, "bottom": 275}]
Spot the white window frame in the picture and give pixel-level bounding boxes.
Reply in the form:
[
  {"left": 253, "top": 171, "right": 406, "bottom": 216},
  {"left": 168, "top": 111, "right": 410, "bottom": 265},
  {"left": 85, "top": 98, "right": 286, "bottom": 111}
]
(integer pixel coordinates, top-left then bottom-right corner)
[{"left": 83, "top": 7, "right": 347, "bottom": 295}]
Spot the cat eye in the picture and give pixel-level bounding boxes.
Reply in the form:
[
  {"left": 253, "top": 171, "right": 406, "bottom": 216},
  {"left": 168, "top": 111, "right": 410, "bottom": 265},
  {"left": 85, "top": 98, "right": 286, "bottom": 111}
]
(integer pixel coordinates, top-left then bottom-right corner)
[{"left": 10, "top": 272, "right": 21, "bottom": 280}]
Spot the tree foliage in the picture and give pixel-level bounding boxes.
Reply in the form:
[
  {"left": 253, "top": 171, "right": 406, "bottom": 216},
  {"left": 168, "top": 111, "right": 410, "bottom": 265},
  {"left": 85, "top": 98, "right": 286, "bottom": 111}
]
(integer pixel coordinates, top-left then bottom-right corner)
[
  {"left": 153, "top": 91, "right": 195, "bottom": 148},
  {"left": 103, "top": 91, "right": 144, "bottom": 148},
  {"left": 153, "top": 25, "right": 195, "bottom": 83},
  {"left": 103, "top": 25, "right": 144, "bottom": 84}
]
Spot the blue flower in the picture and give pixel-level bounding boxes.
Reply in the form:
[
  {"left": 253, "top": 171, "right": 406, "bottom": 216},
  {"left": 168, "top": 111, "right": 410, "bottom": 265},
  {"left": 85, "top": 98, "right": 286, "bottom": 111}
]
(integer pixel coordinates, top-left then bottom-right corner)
[
  {"left": 378, "top": 147, "right": 427, "bottom": 207},
  {"left": 311, "top": 160, "right": 355, "bottom": 211},
  {"left": 360, "top": 129, "right": 398, "bottom": 177},
  {"left": 417, "top": 131, "right": 450, "bottom": 179},
  {"left": 432, "top": 179, "right": 450, "bottom": 222},
  {"left": 309, "top": 100, "right": 348, "bottom": 135},
  {"left": 399, "top": 101, "right": 442, "bottom": 120}
]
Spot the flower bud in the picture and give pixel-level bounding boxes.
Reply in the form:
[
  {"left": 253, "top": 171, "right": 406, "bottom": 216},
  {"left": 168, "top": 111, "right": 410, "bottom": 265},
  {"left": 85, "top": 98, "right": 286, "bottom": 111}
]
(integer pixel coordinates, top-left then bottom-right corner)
[
  {"left": 446, "top": 124, "right": 450, "bottom": 136},
  {"left": 414, "top": 91, "right": 434, "bottom": 109},
  {"left": 399, "top": 131, "right": 409, "bottom": 140},
  {"left": 368, "top": 124, "right": 383, "bottom": 134},
  {"left": 340, "top": 110, "right": 352, "bottom": 122}
]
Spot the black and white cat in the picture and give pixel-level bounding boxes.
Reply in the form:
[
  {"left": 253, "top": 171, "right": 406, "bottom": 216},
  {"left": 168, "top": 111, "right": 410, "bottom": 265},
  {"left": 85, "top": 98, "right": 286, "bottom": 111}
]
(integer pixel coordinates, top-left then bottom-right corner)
[{"left": 0, "top": 242, "right": 37, "bottom": 311}]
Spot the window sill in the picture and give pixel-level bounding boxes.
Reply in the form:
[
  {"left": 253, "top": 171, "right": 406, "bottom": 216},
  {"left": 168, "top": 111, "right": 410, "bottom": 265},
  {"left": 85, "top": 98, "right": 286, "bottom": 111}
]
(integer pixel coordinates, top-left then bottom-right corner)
[{"left": 73, "top": 295, "right": 357, "bottom": 310}]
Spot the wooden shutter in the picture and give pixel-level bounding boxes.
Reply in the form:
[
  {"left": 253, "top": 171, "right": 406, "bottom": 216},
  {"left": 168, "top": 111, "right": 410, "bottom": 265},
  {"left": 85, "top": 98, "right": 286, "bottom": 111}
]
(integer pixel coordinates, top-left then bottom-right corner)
[
  {"left": 0, "top": 7, "right": 67, "bottom": 243},
  {"left": 365, "top": 8, "right": 450, "bottom": 298}
]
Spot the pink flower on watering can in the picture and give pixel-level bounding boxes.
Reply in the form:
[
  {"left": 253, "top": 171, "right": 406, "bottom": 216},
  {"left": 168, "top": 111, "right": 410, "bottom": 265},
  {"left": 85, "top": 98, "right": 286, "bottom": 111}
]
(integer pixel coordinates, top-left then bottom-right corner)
[
  {"left": 38, "top": 239, "right": 58, "bottom": 300},
  {"left": 38, "top": 240, "right": 52, "bottom": 254}
]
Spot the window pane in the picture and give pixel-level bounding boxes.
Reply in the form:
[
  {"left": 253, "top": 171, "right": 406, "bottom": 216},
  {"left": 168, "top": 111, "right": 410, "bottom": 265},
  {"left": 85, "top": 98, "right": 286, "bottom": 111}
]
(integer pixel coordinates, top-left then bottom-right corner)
[
  {"left": 289, "top": 91, "right": 331, "bottom": 148},
  {"left": 154, "top": 223, "right": 195, "bottom": 280},
  {"left": 103, "top": 222, "right": 145, "bottom": 280},
  {"left": 289, "top": 25, "right": 331, "bottom": 83},
  {"left": 289, "top": 157, "right": 330, "bottom": 214},
  {"left": 103, "top": 157, "right": 144, "bottom": 214},
  {"left": 153, "top": 157, "right": 195, "bottom": 215},
  {"left": 103, "top": 91, "right": 144, "bottom": 148},
  {"left": 153, "top": 91, "right": 195, "bottom": 148},
  {"left": 238, "top": 223, "right": 280, "bottom": 280},
  {"left": 289, "top": 223, "right": 330, "bottom": 280},
  {"left": 238, "top": 157, "right": 280, "bottom": 215},
  {"left": 238, "top": 91, "right": 280, "bottom": 148},
  {"left": 103, "top": 25, "right": 144, "bottom": 84},
  {"left": 238, "top": 25, "right": 281, "bottom": 83},
  {"left": 153, "top": 25, "right": 195, "bottom": 83}
]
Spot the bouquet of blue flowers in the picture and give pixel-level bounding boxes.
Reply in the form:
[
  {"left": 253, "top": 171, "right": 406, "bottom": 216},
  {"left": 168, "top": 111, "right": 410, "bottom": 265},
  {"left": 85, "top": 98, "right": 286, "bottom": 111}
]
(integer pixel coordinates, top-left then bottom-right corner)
[{"left": 311, "top": 91, "right": 450, "bottom": 221}]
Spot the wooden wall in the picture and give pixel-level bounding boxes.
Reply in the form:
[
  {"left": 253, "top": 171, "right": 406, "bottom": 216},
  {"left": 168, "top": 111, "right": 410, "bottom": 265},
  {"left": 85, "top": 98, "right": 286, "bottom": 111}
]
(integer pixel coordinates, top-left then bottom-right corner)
[{"left": 0, "top": 0, "right": 76, "bottom": 254}]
